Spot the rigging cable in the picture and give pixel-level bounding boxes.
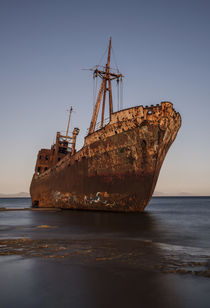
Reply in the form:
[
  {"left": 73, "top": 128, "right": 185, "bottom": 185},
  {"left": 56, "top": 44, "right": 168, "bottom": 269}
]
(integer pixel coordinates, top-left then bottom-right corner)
[
  {"left": 93, "top": 75, "right": 95, "bottom": 111},
  {"left": 111, "top": 45, "right": 119, "bottom": 111},
  {"left": 93, "top": 74, "right": 98, "bottom": 111},
  {"left": 92, "top": 43, "right": 109, "bottom": 112},
  {"left": 117, "top": 79, "right": 119, "bottom": 111},
  {"left": 120, "top": 77, "right": 123, "bottom": 110},
  {"left": 112, "top": 45, "right": 124, "bottom": 110},
  {"left": 98, "top": 46, "right": 108, "bottom": 66}
]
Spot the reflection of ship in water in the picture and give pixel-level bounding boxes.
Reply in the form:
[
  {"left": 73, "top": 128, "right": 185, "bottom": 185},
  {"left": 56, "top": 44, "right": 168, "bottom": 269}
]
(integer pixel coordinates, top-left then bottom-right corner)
[{"left": 30, "top": 38, "right": 181, "bottom": 211}]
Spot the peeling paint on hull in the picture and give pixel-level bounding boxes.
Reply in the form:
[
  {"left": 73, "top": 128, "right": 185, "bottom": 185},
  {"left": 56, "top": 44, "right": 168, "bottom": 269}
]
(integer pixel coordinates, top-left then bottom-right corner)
[{"left": 30, "top": 102, "right": 181, "bottom": 212}]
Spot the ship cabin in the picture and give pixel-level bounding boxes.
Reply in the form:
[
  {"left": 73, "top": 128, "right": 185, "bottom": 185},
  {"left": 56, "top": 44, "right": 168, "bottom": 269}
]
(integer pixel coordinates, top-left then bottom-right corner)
[
  {"left": 35, "top": 127, "right": 79, "bottom": 175},
  {"left": 35, "top": 149, "right": 52, "bottom": 175}
]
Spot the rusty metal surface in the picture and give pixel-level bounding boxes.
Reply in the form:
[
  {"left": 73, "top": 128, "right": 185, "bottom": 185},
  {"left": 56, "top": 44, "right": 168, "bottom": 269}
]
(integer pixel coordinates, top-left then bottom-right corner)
[{"left": 30, "top": 102, "right": 181, "bottom": 212}]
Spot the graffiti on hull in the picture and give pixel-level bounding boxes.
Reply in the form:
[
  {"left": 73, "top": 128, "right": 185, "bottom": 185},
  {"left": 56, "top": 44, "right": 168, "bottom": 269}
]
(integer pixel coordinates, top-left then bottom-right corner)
[{"left": 53, "top": 191, "right": 117, "bottom": 208}]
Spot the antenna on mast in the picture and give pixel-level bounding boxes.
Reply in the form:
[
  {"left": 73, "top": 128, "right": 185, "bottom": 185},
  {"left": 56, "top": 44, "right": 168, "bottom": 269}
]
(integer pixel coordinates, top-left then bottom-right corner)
[{"left": 66, "top": 106, "right": 73, "bottom": 137}]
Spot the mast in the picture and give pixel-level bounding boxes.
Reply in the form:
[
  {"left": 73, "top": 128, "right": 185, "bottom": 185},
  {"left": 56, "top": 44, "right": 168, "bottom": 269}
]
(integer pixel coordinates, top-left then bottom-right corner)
[
  {"left": 89, "top": 80, "right": 104, "bottom": 133},
  {"left": 107, "top": 38, "right": 113, "bottom": 119},
  {"left": 53, "top": 107, "right": 80, "bottom": 163},
  {"left": 88, "top": 37, "right": 123, "bottom": 135},
  {"left": 101, "top": 37, "right": 113, "bottom": 127},
  {"left": 66, "top": 106, "right": 73, "bottom": 137}
]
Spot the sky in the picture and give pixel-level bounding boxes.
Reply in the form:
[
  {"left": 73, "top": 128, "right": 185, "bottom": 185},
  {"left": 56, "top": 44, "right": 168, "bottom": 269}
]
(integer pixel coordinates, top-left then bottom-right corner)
[{"left": 0, "top": 0, "right": 209, "bottom": 195}]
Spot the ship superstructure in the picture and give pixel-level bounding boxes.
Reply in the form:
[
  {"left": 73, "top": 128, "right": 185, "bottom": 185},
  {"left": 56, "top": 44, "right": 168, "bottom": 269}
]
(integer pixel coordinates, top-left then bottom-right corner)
[{"left": 35, "top": 107, "right": 79, "bottom": 175}]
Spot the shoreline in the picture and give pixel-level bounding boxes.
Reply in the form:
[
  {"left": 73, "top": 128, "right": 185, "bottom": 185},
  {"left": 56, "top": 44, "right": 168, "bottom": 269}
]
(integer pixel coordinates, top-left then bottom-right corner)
[{"left": 1, "top": 237, "right": 210, "bottom": 278}]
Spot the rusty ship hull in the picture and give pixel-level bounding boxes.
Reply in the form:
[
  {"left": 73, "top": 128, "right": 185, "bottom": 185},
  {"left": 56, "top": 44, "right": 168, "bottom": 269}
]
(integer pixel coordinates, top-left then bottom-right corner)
[{"left": 30, "top": 102, "right": 181, "bottom": 212}]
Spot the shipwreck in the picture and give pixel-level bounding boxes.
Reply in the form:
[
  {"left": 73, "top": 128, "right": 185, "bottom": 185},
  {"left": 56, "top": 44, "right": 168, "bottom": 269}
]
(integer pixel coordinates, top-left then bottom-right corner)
[{"left": 30, "top": 38, "right": 181, "bottom": 211}]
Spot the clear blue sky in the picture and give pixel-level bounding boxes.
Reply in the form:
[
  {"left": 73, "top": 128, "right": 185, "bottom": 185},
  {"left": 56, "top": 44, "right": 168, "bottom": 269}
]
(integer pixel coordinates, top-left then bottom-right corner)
[{"left": 0, "top": 0, "right": 209, "bottom": 195}]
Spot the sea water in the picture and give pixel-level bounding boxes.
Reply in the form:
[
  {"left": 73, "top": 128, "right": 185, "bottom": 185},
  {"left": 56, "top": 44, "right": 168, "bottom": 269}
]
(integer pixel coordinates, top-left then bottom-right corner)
[{"left": 0, "top": 197, "right": 210, "bottom": 308}]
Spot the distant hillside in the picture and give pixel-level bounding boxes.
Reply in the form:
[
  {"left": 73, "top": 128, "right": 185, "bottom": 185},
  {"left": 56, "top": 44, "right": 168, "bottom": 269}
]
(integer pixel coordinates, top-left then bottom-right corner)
[
  {"left": 153, "top": 191, "right": 199, "bottom": 196},
  {"left": 0, "top": 192, "right": 30, "bottom": 198},
  {"left": 153, "top": 191, "right": 172, "bottom": 196}
]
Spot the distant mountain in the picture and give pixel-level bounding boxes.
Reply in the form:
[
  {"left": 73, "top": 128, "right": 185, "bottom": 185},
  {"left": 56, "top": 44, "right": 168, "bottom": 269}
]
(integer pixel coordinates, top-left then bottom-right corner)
[
  {"left": 153, "top": 191, "right": 199, "bottom": 196},
  {"left": 178, "top": 192, "right": 197, "bottom": 196},
  {"left": 0, "top": 192, "right": 30, "bottom": 198},
  {"left": 153, "top": 191, "right": 169, "bottom": 196}
]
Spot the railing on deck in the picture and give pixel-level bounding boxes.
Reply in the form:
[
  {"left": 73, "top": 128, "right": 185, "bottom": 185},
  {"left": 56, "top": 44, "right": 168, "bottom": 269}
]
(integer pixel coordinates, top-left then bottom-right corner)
[{"left": 86, "top": 117, "right": 110, "bottom": 135}]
